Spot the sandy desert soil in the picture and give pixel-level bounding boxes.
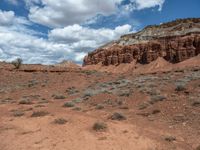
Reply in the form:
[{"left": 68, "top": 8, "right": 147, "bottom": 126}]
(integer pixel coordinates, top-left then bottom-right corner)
[{"left": 0, "top": 58, "right": 200, "bottom": 150}]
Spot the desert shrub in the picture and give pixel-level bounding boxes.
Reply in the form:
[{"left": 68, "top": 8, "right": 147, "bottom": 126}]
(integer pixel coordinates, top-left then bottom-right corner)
[
  {"left": 72, "top": 98, "right": 82, "bottom": 103},
  {"left": 66, "top": 87, "right": 79, "bottom": 95},
  {"left": 82, "top": 70, "right": 98, "bottom": 75},
  {"left": 149, "top": 95, "right": 166, "bottom": 104},
  {"left": 192, "top": 100, "right": 200, "bottom": 107},
  {"left": 72, "top": 107, "right": 82, "bottom": 111},
  {"left": 175, "top": 84, "right": 186, "bottom": 91},
  {"left": 83, "top": 89, "right": 97, "bottom": 97},
  {"left": 138, "top": 102, "right": 149, "bottom": 110},
  {"left": 117, "top": 100, "right": 123, "bottom": 105},
  {"left": 104, "top": 99, "right": 114, "bottom": 105},
  {"left": 11, "top": 58, "right": 22, "bottom": 69},
  {"left": 152, "top": 109, "right": 161, "bottom": 114},
  {"left": 164, "top": 135, "right": 176, "bottom": 142},
  {"left": 93, "top": 122, "right": 107, "bottom": 131},
  {"left": 110, "top": 112, "right": 126, "bottom": 121},
  {"left": 31, "top": 111, "right": 49, "bottom": 117},
  {"left": 27, "top": 80, "right": 38, "bottom": 87},
  {"left": 173, "top": 114, "right": 186, "bottom": 122},
  {"left": 53, "top": 118, "right": 67, "bottom": 125},
  {"left": 34, "top": 104, "right": 46, "bottom": 108},
  {"left": 118, "top": 90, "right": 131, "bottom": 97},
  {"left": 119, "top": 106, "right": 129, "bottom": 109},
  {"left": 53, "top": 95, "right": 66, "bottom": 100},
  {"left": 1, "top": 98, "right": 14, "bottom": 104},
  {"left": 13, "top": 111, "right": 24, "bottom": 117},
  {"left": 19, "top": 99, "right": 32, "bottom": 105},
  {"left": 95, "top": 104, "right": 104, "bottom": 110},
  {"left": 63, "top": 101, "right": 75, "bottom": 107}
]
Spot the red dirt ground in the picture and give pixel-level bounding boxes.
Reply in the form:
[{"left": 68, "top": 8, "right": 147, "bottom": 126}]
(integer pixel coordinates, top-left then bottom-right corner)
[{"left": 0, "top": 57, "right": 200, "bottom": 150}]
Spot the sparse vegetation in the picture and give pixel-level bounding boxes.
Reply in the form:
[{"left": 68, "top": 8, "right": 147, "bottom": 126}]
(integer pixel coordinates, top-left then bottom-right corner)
[
  {"left": 192, "top": 100, "right": 200, "bottom": 107},
  {"left": 13, "top": 111, "right": 24, "bottom": 117},
  {"left": 152, "top": 109, "right": 161, "bottom": 114},
  {"left": 19, "top": 99, "right": 32, "bottom": 105},
  {"left": 93, "top": 122, "right": 107, "bottom": 131},
  {"left": 72, "top": 107, "right": 81, "bottom": 111},
  {"left": 63, "top": 101, "right": 75, "bottom": 107},
  {"left": 138, "top": 102, "right": 149, "bottom": 110},
  {"left": 66, "top": 87, "right": 79, "bottom": 95},
  {"left": 110, "top": 112, "right": 126, "bottom": 121},
  {"left": 164, "top": 135, "right": 176, "bottom": 142},
  {"left": 72, "top": 98, "right": 82, "bottom": 103},
  {"left": 53, "top": 94, "right": 66, "bottom": 100},
  {"left": 31, "top": 111, "right": 49, "bottom": 117},
  {"left": 118, "top": 90, "right": 131, "bottom": 97},
  {"left": 119, "top": 106, "right": 129, "bottom": 109},
  {"left": 175, "top": 84, "right": 186, "bottom": 91},
  {"left": 149, "top": 95, "right": 166, "bottom": 104},
  {"left": 95, "top": 104, "right": 104, "bottom": 110},
  {"left": 53, "top": 118, "right": 67, "bottom": 125}
]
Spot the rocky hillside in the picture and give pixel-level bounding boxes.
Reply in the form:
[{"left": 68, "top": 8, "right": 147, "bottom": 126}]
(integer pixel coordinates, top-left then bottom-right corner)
[{"left": 83, "top": 18, "right": 200, "bottom": 66}]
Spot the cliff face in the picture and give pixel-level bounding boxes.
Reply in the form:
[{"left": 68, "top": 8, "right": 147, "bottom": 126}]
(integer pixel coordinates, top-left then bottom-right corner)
[{"left": 83, "top": 18, "right": 200, "bottom": 66}]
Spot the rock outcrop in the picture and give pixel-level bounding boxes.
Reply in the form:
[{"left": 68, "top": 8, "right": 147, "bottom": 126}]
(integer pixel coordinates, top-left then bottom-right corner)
[{"left": 83, "top": 18, "right": 200, "bottom": 66}]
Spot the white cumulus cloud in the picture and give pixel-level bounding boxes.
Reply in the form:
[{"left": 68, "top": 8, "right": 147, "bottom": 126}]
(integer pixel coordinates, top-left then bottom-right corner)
[
  {"left": 28, "top": 0, "right": 123, "bottom": 27},
  {"left": 0, "top": 11, "right": 133, "bottom": 64},
  {"left": 0, "top": 10, "right": 15, "bottom": 26},
  {"left": 134, "top": 0, "right": 165, "bottom": 11}
]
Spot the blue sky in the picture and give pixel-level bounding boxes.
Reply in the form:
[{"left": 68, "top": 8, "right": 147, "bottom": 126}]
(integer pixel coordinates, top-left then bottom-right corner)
[{"left": 0, "top": 0, "right": 199, "bottom": 64}]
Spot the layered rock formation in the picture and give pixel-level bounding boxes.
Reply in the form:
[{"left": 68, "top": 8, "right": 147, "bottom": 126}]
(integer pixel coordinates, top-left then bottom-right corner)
[{"left": 83, "top": 18, "right": 200, "bottom": 66}]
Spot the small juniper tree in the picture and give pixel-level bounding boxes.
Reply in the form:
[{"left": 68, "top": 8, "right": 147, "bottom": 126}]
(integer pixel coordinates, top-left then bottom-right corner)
[{"left": 12, "top": 58, "right": 22, "bottom": 69}]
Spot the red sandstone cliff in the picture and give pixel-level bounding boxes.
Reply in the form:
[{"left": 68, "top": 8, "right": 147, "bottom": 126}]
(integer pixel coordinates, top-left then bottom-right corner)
[{"left": 83, "top": 18, "right": 200, "bottom": 66}]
